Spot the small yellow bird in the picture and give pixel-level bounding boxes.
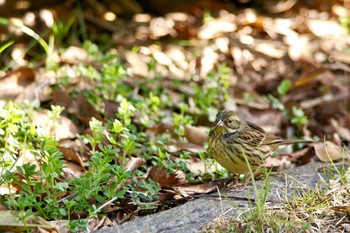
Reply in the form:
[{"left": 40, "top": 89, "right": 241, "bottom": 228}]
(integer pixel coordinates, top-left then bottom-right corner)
[{"left": 208, "top": 110, "right": 309, "bottom": 175}]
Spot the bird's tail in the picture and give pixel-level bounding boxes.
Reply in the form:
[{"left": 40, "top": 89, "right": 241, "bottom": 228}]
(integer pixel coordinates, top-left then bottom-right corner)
[{"left": 266, "top": 139, "right": 312, "bottom": 146}]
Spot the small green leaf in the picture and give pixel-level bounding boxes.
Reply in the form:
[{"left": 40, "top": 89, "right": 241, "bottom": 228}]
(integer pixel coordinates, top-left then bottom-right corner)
[{"left": 277, "top": 80, "right": 292, "bottom": 97}]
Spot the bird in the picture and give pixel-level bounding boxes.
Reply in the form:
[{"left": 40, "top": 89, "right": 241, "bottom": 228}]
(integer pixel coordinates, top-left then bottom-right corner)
[{"left": 208, "top": 110, "right": 309, "bottom": 175}]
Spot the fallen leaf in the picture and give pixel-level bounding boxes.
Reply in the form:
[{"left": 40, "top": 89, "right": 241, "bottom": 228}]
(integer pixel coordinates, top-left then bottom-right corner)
[
  {"left": 168, "top": 141, "right": 205, "bottom": 154},
  {"left": 330, "top": 118, "right": 350, "bottom": 141},
  {"left": 314, "top": 141, "right": 349, "bottom": 162},
  {"left": 288, "top": 146, "right": 315, "bottom": 165},
  {"left": 0, "top": 210, "right": 55, "bottom": 232},
  {"left": 71, "top": 95, "right": 103, "bottom": 125},
  {"left": 174, "top": 184, "right": 216, "bottom": 196},
  {"left": 295, "top": 68, "right": 327, "bottom": 87},
  {"left": 184, "top": 125, "right": 208, "bottom": 146},
  {"left": 308, "top": 19, "right": 345, "bottom": 37},
  {"left": 124, "top": 157, "right": 146, "bottom": 172},
  {"left": 60, "top": 46, "right": 89, "bottom": 64},
  {"left": 147, "top": 165, "right": 185, "bottom": 188},
  {"left": 32, "top": 110, "right": 79, "bottom": 141},
  {"left": 174, "top": 177, "right": 233, "bottom": 196},
  {"left": 89, "top": 216, "right": 115, "bottom": 232},
  {"left": 52, "top": 90, "right": 73, "bottom": 109},
  {"left": 58, "top": 146, "right": 86, "bottom": 171},
  {"left": 49, "top": 220, "right": 69, "bottom": 233},
  {"left": 0, "top": 183, "right": 17, "bottom": 195},
  {"left": 157, "top": 191, "right": 176, "bottom": 203},
  {"left": 265, "top": 156, "right": 292, "bottom": 171},
  {"left": 103, "top": 100, "right": 119, "bottom": 119},
  {"left": 0, "top": 67, "right": 35, "bottom": 99},
  {"left": 125, "top": 51, "right": 151, "bottom": 77},
  {"left": 62, "top": 161, "right": 85, "bottom": 178},
  {"left": 115, "top": 210, "right": 134, "bottom": 225},
  {"left": 165, "top": 46, "right": 189, "bottom": 70},
  {"left": 102, "top": 204, "right": 122, "bottom": 214},
  {"left": 185, "top": 158, "right": 221, "bottom": 176},
  {"left": 198, "top": 20, "right": 236, "bottom": 39}
]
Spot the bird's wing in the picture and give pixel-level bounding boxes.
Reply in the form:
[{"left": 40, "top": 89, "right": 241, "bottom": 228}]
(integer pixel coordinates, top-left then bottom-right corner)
[
  {"left": 263, "top": 134, "right": 284, "bottom": 145},
  {"left": 238, "top": 121, "right": 266, "bottom": 147}
]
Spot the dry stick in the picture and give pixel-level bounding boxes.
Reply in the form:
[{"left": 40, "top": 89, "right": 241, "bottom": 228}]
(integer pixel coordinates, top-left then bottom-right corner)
[{"left": 169, "top": 192, "right": 285, "bottom": 205}]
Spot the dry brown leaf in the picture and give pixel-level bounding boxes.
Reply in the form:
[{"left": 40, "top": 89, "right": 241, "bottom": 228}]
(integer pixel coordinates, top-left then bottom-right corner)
[
  {"left": 60, "top": 46, "right": 89, "bottom": 64},
  {"left": 102, "top": 204, "right": 122, "bottom": 214},
  {"left": 32, "top": 110, "right": 79, "bottom": 141},
  {"left": 165, "top": 46, "right": 189, "bottom": 70},
  {"left": 0, "top": 211, "right": 56, "bottom": 232},
  {"left": 49, "top": 220, "right": 69, "bottom": 233},
  {"left": 71, "top": 95, "right": 103, "bottom": 125},
  {"left": 151, "top": 50, "right": 172, "bottom": 66},
  {"left": 168, "top": 141, "right": 205, "bottom": 154},
  {"left": 115, "top": 210, "right": 134, "bottom": 225},
  {"left": 184, "top": 125, "right": 208, "bottom": 146},
  {"left": 288, "top": 147, "right": 315, "bottom": 165},
  {"left": 0, "top": 183, "right": 17, "bottom": 195},
  {"left": 295, "top": 68, "right": 327, "bottom": 87},
  {"left": 124, "top": 157, "right": 146, "bottom": 172},
  {"left": 58, "top": 146, "right": 86, "bottom": 171},
  {"left": 124, "top": 51, "right": 151, "bottom": 77},
  {"left": 185, "top": 158, "right": 220, "bottom": 176},
  {"left": 62, "top": 161, "right": 85, "bottom": 178},
  {"left": 157, "top": 191, "right": 176, "bottom": 203},
  {"left": 0, "top": 149, "right": 40, "bottom": 193},
  {"left": 233, "top": 88, "right": 270, "bottom": 110},
  {"left": 17, "top": 149, "right": 39, "bottom": 167},
  {"left": 330, "top": 118, "right": 350, "bottom": 141},
  {"left": 147, "top": 165, "right": 185, "bottom": 188},
  {"left": 265, "top": 156, "right": 292, "bottom": 171},
  {"left": 0, "top": 67, "right": 35, "bottom": 99},
  {"left": 200, "top": 47, "right": 219, "bottom": 77},
  {"left": 174, "top": 184, "right": 217, "bottom": 196},
  {"left": 254, "top": 41, "right": 286, "bottom": 59},
  {"left": 52, "top": 90, "right": 73, "bottom": 109},
  {"left": 174, "top": 178, "right": 233, "bottom": 196},
  {"left": 308, "top": 19, "right": 345, "bottom": 37},
  {"left": 314, "top": 141, "right": 348, "bottom": 162},
  {"left": 329, "top": 51, "right": 350, "bottom": 64},
  {"left": 167, "top": 90, "right": 182, "bottom": 106},
  {"left": 198, "top": 20, "right": 236, "bottom": 39},
  {"left": 103, "top": 100, "right": 119, "bottom": 119},
  {"left": 89, "top": 216, "right": 115, "bottom": 232}
]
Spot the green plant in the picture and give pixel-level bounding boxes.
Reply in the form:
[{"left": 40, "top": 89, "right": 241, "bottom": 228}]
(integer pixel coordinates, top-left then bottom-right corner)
[
  {"left": 268, "top": 80, "right": 309, "bottom": 128},
  {"left": 290, "top": 106, "right": 308, "bottom": 127},
  {"left": 52, "top": 17, "right": 77, "bottom": 47},
  {"left": 193, "top": 64, "right": 230, "bottom": 116},
  {"left": 0, "top": 40, "right": 14, "bottom": 54},
  {"left": 277, "top": 80, "right": 292, "bottom": 98},
  {"left": 173, "top": 103, "right": 193, "bottom": 138},
  {"left": 129, "top": 178, "right": 161, "bottom": 210}
]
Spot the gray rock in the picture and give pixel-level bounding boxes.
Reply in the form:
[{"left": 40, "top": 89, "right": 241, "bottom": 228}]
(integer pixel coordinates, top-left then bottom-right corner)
[{"left": 97, "top": 162, "right": 329, "bottom": 233}]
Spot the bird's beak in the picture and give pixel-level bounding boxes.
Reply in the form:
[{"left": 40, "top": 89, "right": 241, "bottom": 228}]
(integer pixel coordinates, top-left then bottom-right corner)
[{"left": 216, "top": 120, "right": 224, "bottom": 126}]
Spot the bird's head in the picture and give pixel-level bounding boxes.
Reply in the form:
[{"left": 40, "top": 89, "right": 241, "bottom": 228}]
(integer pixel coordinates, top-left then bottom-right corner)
[{"left": 215, "top": 110, "right": 245, "bottom": 134}]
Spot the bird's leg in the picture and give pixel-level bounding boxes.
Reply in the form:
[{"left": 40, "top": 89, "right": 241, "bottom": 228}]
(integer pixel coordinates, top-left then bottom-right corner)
[
  {"left": 228, "top": 174, "right": 249, "bottom": 191},
  {"left": 229, "top": 170, "right": 265, "bottom": 191}
]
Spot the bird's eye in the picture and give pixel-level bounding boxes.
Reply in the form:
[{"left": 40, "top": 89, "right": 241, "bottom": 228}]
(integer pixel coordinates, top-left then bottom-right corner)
[{"left": 228, "top": 120, "right": 233, "bottom": 124}]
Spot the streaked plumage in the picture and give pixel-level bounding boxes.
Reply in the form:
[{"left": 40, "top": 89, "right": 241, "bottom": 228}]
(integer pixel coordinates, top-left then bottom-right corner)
[{"left": 208, "top": 110, "right": 308, "bottom": 174}]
